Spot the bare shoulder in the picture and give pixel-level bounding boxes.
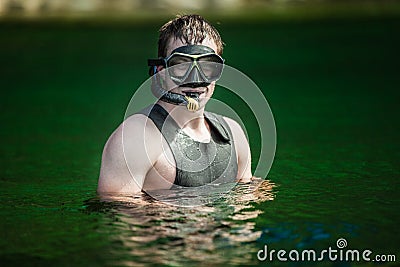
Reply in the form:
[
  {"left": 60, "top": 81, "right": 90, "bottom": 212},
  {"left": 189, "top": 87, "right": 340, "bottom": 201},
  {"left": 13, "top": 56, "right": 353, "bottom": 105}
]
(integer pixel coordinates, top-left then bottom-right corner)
[
  {"left": 98, "top": 114, "right": 161, "bottom": 194},
  {"left": 223, "top": 116, "right": 246, "bottom": 139},
  {"left": 222, "top": 116, "right": 253, "bottom": 181},
  {"left": 103, "top": 114, "right": 152, "bottom": 157}
]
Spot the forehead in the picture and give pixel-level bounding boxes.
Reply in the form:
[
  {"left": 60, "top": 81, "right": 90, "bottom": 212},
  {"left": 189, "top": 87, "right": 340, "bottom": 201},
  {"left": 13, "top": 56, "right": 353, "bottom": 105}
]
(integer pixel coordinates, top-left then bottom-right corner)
[{"left": 166, "top": 37, "right": 218, "bottom": 56}]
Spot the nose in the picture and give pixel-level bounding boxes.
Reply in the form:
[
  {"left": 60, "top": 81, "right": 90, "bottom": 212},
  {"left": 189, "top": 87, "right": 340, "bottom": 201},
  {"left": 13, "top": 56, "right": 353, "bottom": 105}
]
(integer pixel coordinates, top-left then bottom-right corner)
[
  {"left": 186, "top": 66, "right": 203, "bottom": 83},
  {"left": 180, "top": 66, "right": 210, "bottom": 88}
]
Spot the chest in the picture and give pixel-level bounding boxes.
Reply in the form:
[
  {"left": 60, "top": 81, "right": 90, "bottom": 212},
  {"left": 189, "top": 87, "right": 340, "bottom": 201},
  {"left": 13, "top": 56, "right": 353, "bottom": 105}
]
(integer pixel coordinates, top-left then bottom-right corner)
[
  {"left": 143, "top": 130, "right": 236, "bottom": 190},
  {"left": 142, "top": 143, "right": 176, "bottom": 191}
]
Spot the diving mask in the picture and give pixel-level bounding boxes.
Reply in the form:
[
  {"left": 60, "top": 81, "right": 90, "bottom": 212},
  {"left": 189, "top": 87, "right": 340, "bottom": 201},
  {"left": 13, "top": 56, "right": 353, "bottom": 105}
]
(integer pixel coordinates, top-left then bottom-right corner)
[
  {"left": 148, "top": 45, "right": 224, "bottom": 111},
  {"left": 148, "top": 45, "right": 224, "bottom": 85}
]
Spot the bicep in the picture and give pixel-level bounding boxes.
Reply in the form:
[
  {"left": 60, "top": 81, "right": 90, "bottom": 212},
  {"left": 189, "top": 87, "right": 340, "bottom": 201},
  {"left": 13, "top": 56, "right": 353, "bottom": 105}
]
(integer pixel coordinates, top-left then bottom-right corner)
[
  {"left": 98, "top": 127, "right": 143, "bottom": 194},
  {"left": 224, "top": 117, "right": 253, "bottom": 181},
  {"left": 98, "top": 115, "right": 158, "bottom": 194}
]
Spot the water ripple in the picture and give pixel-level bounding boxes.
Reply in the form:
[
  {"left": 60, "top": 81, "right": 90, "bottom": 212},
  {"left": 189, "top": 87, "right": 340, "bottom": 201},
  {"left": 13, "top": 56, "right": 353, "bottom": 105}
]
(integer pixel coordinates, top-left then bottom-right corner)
[{"left": 83, "top": 178, "right": 276, "bottom": 266}]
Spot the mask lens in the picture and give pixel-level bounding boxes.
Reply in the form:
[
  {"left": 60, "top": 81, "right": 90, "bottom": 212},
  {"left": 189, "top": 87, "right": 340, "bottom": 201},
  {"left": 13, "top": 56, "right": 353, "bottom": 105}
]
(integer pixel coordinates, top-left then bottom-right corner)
[
  {"left": 167, "top": 55, "right": 192, "bottom": 79},
  {"left": 166, "top": 53, "right": 224, "bottom": 83},
  {"left": 167, "top": 55, "right": 192, "bottom": 66},
  {"left": 198, "top": 55, "right": 224, "bottom": 81}
]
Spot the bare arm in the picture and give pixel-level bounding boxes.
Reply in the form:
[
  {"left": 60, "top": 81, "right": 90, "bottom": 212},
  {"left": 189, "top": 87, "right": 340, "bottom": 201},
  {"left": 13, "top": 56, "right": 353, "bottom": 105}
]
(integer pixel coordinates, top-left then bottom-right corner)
[
  {"left": 97, "top": 114, "right": 160, "bottom": 194},
  {"left": 224, "top": 117, "right": 253, "bottom": 182}
]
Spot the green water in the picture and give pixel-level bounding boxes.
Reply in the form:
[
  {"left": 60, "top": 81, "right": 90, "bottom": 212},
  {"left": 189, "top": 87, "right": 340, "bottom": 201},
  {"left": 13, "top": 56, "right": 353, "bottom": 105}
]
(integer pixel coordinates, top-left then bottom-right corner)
[{"left": 1, "top": 17, "right": 399, "bottom": 266}]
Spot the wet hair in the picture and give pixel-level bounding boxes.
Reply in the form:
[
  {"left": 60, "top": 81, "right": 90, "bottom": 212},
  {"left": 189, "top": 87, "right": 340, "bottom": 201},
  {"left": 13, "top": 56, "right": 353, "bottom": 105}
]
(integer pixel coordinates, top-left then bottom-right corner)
[{"left": 158, "top": 14, "right": 224, "bottom": 57}]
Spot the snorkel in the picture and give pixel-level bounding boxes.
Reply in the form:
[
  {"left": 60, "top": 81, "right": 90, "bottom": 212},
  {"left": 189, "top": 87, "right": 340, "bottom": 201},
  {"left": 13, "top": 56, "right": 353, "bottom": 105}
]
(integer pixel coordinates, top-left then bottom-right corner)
[
  {"left": 148, "top": 67, "right": 204, "bottom": 112},
  {"left": 148, "top": 45, "right": 224, "bottom": 112}
]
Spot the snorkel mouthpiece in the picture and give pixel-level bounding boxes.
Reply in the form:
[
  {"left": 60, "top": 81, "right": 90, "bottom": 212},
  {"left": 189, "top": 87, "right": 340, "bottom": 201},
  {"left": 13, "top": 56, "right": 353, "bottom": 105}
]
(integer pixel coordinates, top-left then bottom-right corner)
[
  {"left": 185, "top": 96, "right": 200, "bottom": 112},
  {"left": 184, "top": 91, "right": 201, "bottom": 112},
  {"left": 150, "top": 78, "right": 201, "bottom": 112},
  {"left": 184, "top": 91, "right": 201, "bottom": 99}
]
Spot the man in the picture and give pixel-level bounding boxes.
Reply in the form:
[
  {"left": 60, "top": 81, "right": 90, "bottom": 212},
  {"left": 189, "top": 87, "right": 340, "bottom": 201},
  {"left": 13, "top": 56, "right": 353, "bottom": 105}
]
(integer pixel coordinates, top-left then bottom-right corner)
[{"left": 98, "top": 15, "right": 253, "bottom": 194}]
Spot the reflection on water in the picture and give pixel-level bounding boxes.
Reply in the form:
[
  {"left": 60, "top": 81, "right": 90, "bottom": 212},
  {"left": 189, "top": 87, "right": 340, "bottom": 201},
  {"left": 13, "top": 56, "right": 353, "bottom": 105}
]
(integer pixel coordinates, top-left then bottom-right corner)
[{"left": 84, "top": 178, "right": 276, "bottom": 266}]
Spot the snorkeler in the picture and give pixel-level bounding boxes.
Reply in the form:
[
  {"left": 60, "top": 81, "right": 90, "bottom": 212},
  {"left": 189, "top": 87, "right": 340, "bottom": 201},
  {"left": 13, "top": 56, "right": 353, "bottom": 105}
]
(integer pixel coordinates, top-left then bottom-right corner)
[{"left": 98, "top": 14, "right": 253, "bottom": 194}]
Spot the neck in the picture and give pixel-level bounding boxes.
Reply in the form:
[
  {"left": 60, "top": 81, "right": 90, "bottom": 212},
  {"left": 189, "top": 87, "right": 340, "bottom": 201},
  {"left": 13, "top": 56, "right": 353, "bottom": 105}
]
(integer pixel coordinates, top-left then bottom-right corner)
[
  {"left": 158, "top": 101, "right": 211, "bottom": 142},
  {"left": 158, "top": 101, "right": 205, "bottom": 129}
]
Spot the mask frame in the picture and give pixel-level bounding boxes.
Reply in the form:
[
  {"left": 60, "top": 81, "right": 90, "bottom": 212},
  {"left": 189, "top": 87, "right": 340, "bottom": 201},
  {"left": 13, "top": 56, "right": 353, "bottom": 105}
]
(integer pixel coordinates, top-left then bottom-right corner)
[{"left": 151, "top": 52, "right": 224, "bottom": 85}]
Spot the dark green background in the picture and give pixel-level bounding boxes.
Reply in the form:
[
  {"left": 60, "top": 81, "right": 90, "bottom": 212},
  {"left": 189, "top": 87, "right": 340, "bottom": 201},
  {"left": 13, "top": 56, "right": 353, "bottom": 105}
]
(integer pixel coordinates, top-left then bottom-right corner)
[{"left": 1, "top": 14, "right": 399, "bottom": 266}]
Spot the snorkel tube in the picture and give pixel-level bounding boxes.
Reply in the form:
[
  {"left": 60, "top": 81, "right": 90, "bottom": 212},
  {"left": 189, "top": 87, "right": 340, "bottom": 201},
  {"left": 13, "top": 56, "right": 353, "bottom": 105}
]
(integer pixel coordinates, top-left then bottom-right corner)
[{"left": 148, "top": 45, "right": 222, "bottom": 112}]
